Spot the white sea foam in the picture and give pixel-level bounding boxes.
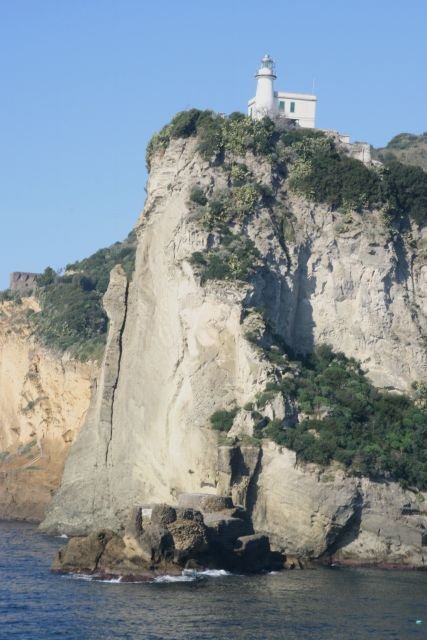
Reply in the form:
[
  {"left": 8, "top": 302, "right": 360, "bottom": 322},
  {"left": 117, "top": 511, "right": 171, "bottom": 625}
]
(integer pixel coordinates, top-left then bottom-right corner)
[
  {"left": 154, "top": 574, "right": 196, "bottom": 583},
  {"left": 191, "top": 569, "right": 231, "bottom": 577},
  {"left": 65, "top": 574, "right": 123, "bottom": 583},
  {"left": 154, "top": 569, "right": 232, "bottom": 583},
  {"left": 64, "top": 568, "right": 233, "bottom": 585},
  {"left": 56, "top": 534, "right": 68, "bottom": 539}
]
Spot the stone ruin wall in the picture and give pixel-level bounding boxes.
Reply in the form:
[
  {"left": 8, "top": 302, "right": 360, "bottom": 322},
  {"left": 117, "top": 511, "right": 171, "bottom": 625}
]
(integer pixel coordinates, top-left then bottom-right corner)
[{"left": 9, "top": 272, "right": 40, "bottom": 293}]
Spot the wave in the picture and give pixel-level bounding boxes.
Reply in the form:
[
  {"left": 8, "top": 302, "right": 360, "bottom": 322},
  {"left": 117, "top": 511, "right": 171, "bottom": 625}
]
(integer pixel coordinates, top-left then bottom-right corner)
[
  {"left": 155, "top": 569, "right": 232, "bottom": 583},
  {"left": 154, "top": 574, "right": 197, "bottom": 583},
  {"left": 64, "top": 568, "right": 234, "bottom": 585},
  {"left": 186, "top": 569, "right": 231, "bottom": 578},
  {"left": 64, "top": 574, "right": 123, "bottom": 583}
]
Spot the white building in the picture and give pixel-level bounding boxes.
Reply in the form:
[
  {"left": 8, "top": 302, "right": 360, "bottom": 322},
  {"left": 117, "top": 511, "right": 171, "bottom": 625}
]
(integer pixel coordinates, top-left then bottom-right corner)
[{"left": 248, "top": 54, "right": 317, "bottom": 128}]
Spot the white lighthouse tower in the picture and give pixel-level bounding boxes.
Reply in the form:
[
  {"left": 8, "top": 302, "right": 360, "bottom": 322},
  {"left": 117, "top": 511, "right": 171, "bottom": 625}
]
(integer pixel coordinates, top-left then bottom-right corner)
[
  {"left": 248, "top": 54, "right": 317, "bottom": 127},
  {"left": 252, "top": 54, "right": 277, "bottom": 120}
]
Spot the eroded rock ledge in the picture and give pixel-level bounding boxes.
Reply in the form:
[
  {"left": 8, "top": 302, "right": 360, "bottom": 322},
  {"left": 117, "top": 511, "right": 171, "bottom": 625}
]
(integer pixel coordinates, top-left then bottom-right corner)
[{"left": 52, "top": 493, "right": 284, "bottom": 579}]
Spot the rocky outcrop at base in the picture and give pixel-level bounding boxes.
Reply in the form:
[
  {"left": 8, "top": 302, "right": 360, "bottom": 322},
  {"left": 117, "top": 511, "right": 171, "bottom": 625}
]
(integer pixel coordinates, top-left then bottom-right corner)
[{"left": 52, "top": 494, "right": 284, "bottom": 578}]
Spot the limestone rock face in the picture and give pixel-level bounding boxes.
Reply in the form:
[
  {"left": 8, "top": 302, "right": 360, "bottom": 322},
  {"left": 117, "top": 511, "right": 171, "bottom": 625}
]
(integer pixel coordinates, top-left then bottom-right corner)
[
  {"left": 275, "top": 195, "right": 427, "bottom": 390},
  {"left": 0, "top": 298, "right": 96, "bottom": 521},
  {"left": 41, "top": 265, "right": 129, "bottom": 534},
  {"left": 247, "top": 442, "right": 427, "bottom": 565},
  {"left": 330, "top": 479, "right": 427, "bottom": 567},
  {"left": 42, "top": 137, "right": 427, "bottom": 566}
]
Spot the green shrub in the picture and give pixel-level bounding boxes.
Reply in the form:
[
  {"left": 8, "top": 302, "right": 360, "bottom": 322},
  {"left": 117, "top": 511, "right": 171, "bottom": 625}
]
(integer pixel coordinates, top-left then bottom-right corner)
[
  {"left": 35, "top": 231, "right": 136, "bottom": 360},
  {"left": 383, "top": 161, "right": 427, "bottom": 226},
  {"left": 262, "top": 344, "right": 427, "bottom": 488},
  {"left": 37, "top": 267, "right": 56, "bottom": 287},
  {"left": 287, "top": 135, "right": 382, "bottom": 212},
  {"left": 147, "top": 110, "right": 427, "bottom": 228},
  {"left": 201, "top": 191, "right": 232, "bottom": 228},
  {"left": 189, "top": 186, "right": 207, "bottom": 206},
  {"left": 0, "top": 289, "right": 22, "bottom": 304},
  {"left": 387, "top": 133, "right": 418, "bottom": 150},
  {"left": 210, "top": 408, "right": 238, "bottom": 432},
  {"left": 169, "top": 109, "right": 202, "bottom": 139},
  {"left": 195, "top": 111, "right": 224, "bottom": 159},
  {"left": 36, "top": 282, "right": 107, "bottom": 354},
  {"left": 147, "top": 110, "right": 278, "bottom": 168},
  {"left": 229, "top": 163, "right": 251, "bottom": 186},
  {"left": 145, "top": 124, "right": 173, "bottom": 170},
  {"left": 233, "top": 185, "right": 259, "bottom": 216},
  {"left": 190, "top": 233, "right": 260, "bottom": 283}
]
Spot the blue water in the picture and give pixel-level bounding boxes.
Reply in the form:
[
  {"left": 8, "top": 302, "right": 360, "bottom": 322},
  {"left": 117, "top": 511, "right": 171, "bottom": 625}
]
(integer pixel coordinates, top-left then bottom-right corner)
[{"left": 1, "top": 521, "right": 427, "bottom": 639}]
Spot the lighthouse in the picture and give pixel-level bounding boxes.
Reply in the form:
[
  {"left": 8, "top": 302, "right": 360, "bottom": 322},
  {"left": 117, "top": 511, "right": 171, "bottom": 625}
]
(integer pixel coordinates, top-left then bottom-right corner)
[
  {"left": 248, "top": 55, "right": 317, "bottom": 128},
  {"left": 253, "top": 54, "right": 277, "bottom": 120}
]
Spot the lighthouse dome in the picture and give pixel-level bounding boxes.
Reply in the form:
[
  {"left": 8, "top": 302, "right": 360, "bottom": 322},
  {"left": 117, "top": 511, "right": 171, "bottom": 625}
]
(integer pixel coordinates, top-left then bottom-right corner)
[{"left": 256, "top": 54, "right": 276, "bottom": 79}]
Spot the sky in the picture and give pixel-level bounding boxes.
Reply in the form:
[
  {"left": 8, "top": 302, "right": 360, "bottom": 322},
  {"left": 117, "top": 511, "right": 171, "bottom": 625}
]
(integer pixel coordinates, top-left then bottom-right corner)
[{"left": 1, "top": 0, "right": 426, "bottom": 290}]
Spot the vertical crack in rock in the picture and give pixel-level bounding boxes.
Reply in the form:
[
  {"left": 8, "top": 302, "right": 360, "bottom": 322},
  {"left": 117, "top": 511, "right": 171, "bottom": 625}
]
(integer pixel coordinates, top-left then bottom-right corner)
[{"left": 105, "top": 277, "right": 129, "bottom": 466}]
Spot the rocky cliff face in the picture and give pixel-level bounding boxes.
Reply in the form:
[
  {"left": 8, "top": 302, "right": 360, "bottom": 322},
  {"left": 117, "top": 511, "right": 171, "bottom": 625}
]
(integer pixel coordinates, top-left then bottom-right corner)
[
  {"left": 0, "top": 298, "right": 96, "bottom": 520},
  {"left": 41, "top": 135, "right": 427, "bottom": 565}
]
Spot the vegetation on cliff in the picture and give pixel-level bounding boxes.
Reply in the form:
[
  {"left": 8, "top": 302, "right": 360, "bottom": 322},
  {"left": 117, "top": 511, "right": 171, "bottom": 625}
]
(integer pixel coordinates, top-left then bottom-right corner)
[
  {"left": 34, "top": 231, "right": 137, "bottom": 360},
  {"left": 374, "top": 132, "right": 427, "bottom": 172},
  {"left": 215, "top": 341, "right": 427, "bottom": 489},
  {"left": 275, "top": 345, "right": 427, "bottom": 489},
  {"left": 148, "top": 110, "right": 427, "bottom": 227}
]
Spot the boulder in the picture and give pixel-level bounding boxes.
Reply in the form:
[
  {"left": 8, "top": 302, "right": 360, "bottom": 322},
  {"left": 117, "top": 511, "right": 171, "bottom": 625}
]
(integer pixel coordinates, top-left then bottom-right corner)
[
  {"left": 98, "top": 535, "right": 129, "bottom": 571},
  {"left": 177, "top": 493, "right": 233, "bottom": 513},
  {"left": 137, "top": 523, "right": 175, "bottom": 564},
  {"left": 203, "top": 512, "right": 252, "bottom": 545},
  {"left": 150, "top": 503, "right": 177, "bottom": 526},
  {"left": 175, "top": 507, "right": 204, "bottom": 523},
  {"left": 97, "top": 535, "right": 154, "bottom": 575},
  {"left": 52, "top": 530, "right": 115, "bottom": 573},
  {"left": 233, "top": 534, "right": 271, "bottom": 572},
  {"left": 168, "top": 518, "right": 209, "bottom": 559},
  {"left": 124, "top": 506, "right": 143, "bottom": 539}
]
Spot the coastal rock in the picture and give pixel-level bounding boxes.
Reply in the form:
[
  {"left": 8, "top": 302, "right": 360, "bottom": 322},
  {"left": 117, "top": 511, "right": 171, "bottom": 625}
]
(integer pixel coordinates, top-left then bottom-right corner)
[
  {"left": 204, "top": 512, "right": 253, "bottom": 546},
  {"left": 177, "top": 493, "right": 233, "bottom": 513},
  {"left": 252, "top": 443, "right": 361, "bottom": 557},
  {"left": 151, "top": 504, "right": 177, "bottom": 526},
  {"left": 233, "top": 534, "right": 271, "bottom": 573},
  {"left": 41, "top": 135, "right": 427, "bottom": 567},
  {"left": 41, "top": 265, "right": 129, "bottom": 534},
  {"left": 52, "top": 530, "right": 115, "bottom": 574},
  {"left": 0, "top": 298, "right": 96, "bottom": 521},
  {"left": 138, "top": 524, "right": 175, "bottom": 564},
  {"left": 51, "top": 499, "right": 279, "bottom": 577},
  {"left": 329, "top": 479, "right": 427, "bottom": 567},
  {"left": 175, "top": 507, "right": 204, "bottom": 522},
  {"left": 168, "top": 519, "right": 208, "bottom": 557}
]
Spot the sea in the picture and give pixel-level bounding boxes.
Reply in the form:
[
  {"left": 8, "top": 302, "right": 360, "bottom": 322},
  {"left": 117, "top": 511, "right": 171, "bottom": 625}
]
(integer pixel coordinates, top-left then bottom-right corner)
[{"left": 1, "top": 521, "right": 427, "bottom": 640}]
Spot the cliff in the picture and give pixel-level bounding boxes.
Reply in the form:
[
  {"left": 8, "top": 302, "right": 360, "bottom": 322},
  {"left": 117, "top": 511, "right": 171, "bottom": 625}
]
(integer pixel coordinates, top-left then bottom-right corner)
[
  {"left": 41, "top": 114, "right": 427, "bottom": 566},
  {"left": 0, "top": 298, "right": 97, "bottom": 520}
]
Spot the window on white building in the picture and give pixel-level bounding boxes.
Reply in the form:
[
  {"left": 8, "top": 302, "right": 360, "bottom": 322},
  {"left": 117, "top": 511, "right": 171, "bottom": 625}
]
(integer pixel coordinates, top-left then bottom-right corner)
[
  {"left": 290, "top": 102, "right": 295, "bottom": 113},
  {"left": 279, "top": 100, "right": 285, "bottom": 113}
]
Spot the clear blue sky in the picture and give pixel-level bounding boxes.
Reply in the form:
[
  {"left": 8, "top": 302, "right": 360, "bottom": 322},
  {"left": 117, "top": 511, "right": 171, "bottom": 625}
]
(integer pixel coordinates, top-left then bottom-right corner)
[{"left": 1, "top": 0, "right": 426, "bottom": 290}]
